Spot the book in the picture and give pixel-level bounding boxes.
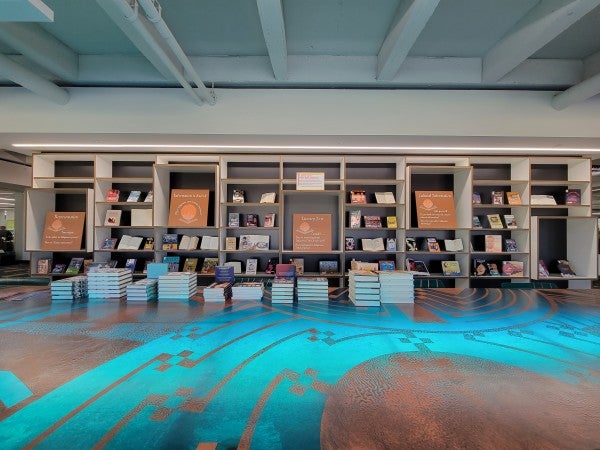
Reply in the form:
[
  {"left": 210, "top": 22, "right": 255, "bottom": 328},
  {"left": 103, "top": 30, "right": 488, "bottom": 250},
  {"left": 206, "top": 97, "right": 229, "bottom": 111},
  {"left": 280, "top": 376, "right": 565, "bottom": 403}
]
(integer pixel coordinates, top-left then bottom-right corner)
[
  {"left": 200, "top": 236, "right": 219, "bottom": 250},
  {"left": 472, "top": 192, "right": 481, "bottom": 204},
  {"left": 319, "top": 260, "right": 338, "bottom": 274},
  {"left": 225, "top": 237, "right": 237, "bottom": 250},
  {"left": 565, "top": 189, "right": 581, "bottom": 205},
  {"left": 116, "top": 235, "right": 143, "bottom": 250},
  {"left": 131, "top": 208, "right": 152, "bottom": 226},
  {"left": 374, "top": 192, "right": 395, "bottom": 204},
  {"left": 289, "top": 258, "right": 304, "bottom": 275},
  {"left": 101, "top": 237, "right": 118, "bottom": 250},
  {"left": 441, "top": 260, "right": 461, "bottom": 276},
  {"left": 538, "top": 259, "right": 550, "bottom": 277},
  {"left": 264, "top": 213, "right": 275, "bottom": 228},
  {"left": 232, "top": 189, "right": 245, "bottom": 203},
  {"left": 183, "top": 258, "right": 199, "bottom": 273},
  {"left": 144, "top": 191, "right": 153, "bottom": 203},
  {"left": 162, "top": 256, "right": 180, "bottom": 272},
  {"left": 246, "top": 214, "right": 258, "bottom": 227},
  {"left": 364, "top": 216, "right": 382, "bottom": 228},
  {"left": 386, "top": 216, "right": 397, "bottom": 229},
  {"left": 472, "top": 216, "right": 482, "bottom": 229},
  {"left": 361, "top": 237, "right": 385, "bottom": 251},
  {"left": 260, "top": 192, "right": 276, "bottom": 203},
  {"left": 65, "top": 257, "right": 85, "bottom": 275},
  {"left": 199, "top": 258, "right": 218, "bottom": 274},
  {"left": 405, "top": 237, "right": 417, "bottom": 251},
  {"left": 486, "top": 261, "right": 500, "bottom": 276},
  {"left": 239, "top": 234, "right": 270, "bottom": 251},
  {"left": 245, "top": 258, "right": 258, "bottom": 275},
  {"left": 491, "top": 191, "right": 504, "bottom": 205},
  {"left": 378, "top": 260, "right": 395, "bottom": 271},
  {"left": 485, "top": 235, "right": 502, "bottom": 253},
  {"left": 502, "top": 260, "right": 524, "bottom": 277},
  {"left": 345, "top": 237, "right": 356, "bottom": 250},
  {"left": 473, "top": 259, "right": 488, "bottom": 276},
  {"left": 275, "top": 263, "right": 296, "bottom": 278},
  {"left": 265, "top": 258, "right": 277, "bottom": 274},
  {"left": 51, "top": 263, "right": 67, "bottom": 274},
  {"left": 443, "top": 238, "right": 463, "bottom": 252},
  {"left": 556, "top": 259, "right": 576, "bottom": 277},
  {"left": 126, "top": 190, "right": 142, "bottom": 202},
  {"left": 104, "top": 209, "right": 122, "bottom": 226},
  {"left": 504, "top": 238, "right": 518, "bottom": 252},
  {"left": 106, "top": 189, "right": 120, "bottom": 202},
  {"left": 530, "top": 195, "right": 557, "bottom": 205},
  {"left": 503, "top": 214, "right": 517, "bottom": 229},
  {"left": 426, "top": 237, "right": 440, "bottom": 252},
  {"left": 386, "top": 238, "right": 397, "bottom": 251},
  {"left": 162, "top": 233, "right": 179, "bottom": 250},
  {"left": 168, "top": 189, "right": 210, "bottom": 227},
  {"left": 224, "top": 261, "right": 242, "bottom": 274},
  {"left": 124, "top": 258, "right": 137, "bottom": 272},
  {"left": 179, "top": 235, "right": 192, "bottom": 250},
  {"left": 143, "top": 237, "right": 155, "bottom": 250},
  {"left": 506, "top": 191, "right": 522, "bottom": 205},
  {"left": 349, "top": 210, "right": 361, "bottom": 228},
  {"left": 37, "top": 258, "right": 52, "bottom": 274},
  {"left": 228, "top": 213, "right": 240, "bottom": 227},
  {"left": 486, "top": 213, "right": 504, "bottom": 229},
  {"left": 411, "top": 260, "right": 429, "bottom": 275},
  {"left": 350, "top": 190, "right": 367, "bottom": 204}
]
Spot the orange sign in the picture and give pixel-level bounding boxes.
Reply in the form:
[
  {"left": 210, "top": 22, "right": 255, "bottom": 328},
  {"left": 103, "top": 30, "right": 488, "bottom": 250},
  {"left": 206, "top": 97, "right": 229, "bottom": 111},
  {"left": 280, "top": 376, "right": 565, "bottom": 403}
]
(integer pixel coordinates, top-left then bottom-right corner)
[
  {"left": 41, "top": 212, "right": 86, "bottom": 251},
  {"left": 293, "top": 213, "right": 332, "bottom": 251},
  {"left": 168, "top": 189, "right": 209, "bottom": 227},
  {"left": 414, "top": 191, "right": 457, "bottom": 229}
]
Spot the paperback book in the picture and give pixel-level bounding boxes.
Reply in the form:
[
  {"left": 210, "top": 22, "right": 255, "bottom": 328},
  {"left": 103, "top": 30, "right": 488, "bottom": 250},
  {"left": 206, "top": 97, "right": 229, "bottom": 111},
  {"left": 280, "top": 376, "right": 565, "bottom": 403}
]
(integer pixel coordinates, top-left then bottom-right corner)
[
  {"left": 426, "top": 237, "right": 441, "bottom": 252},
  {"left": 565, "top": 189, "right": 581, "bottom": 205},
  {"left": 245, "top": 258, "right": 258, "bottom": 275},
  {"left": 441, "top": 260, "right": 461, "bottom": 276},
  {"left": 124, "top": 258, "right": 137, "bottom": 273},
  {"left": 65, "top": 257, "right": 85, "bottom": 275},
  {"left": 506, "top": 191, "right": 522, "bottom": 205},
  {"left": 106, "top": 189, "right": 120, "bottom": 202},
  {"left": 374, "top": 192, "right": 395, "bottom": 204},
  {"left": 225, "top": 237, "right": 237, "bottom": 251},
  {"left": 538, "top": 259, "right": 550, "bottom": 277},
  {"left": 503, "top": 214, "right": 517, "bottom": 229},
  {"left": 487, "top": 214, "right": 504, "bottom": 229},
  {"left": 502, "top": 260, "right": 524, "bottom": 277},
  {"left": 260, "top": 192, "right": 276, "bottom": 203},
  {"left": 350, "top": 190, "right": 367, "bottom": 204},
  {"left": 264, "top": 213, "right": 275, "bottom": 228},
  {"left": 472, "top": 216, "right": 483, "bottom": 229},
  {"left": 101, "top": 237, "right": 118, "bottom": 250},
  {"left": 228, "top": 213, "right": 240, "bottom": 227},
  {"left": 246, "top": 214, "right": 258, "bottom": 227},
  {"left": 386, "top": 238, "right": 397, "bottom": 251},
  {"left": 232, "top": 189, "right": 245, "bottom": 203},
  {"left": 405, "top": 237, "right": 417, "bottom": 251},
  {"left": 345, "top": 237, "right": 356, "bottom": 250},
  {"left": 126, "top": 190, "right": 142, "bottom": 202},
  {"left": 386, "top": 216, "right": 397, "bottom": 228},
  {"left": 378, "top": 260, "right": 396, "bottom": 271},
  {"left": 364, "top": 216, "right": 382, "bottom": 228},
  {"left": 504, "top": 238, "right": 518, "bottom": 252},
  {"left": 472, "top": 192, "right": 481, "bottom": 204},
  {"left": 491, "top": 191, "right": 504, "bottom": 205},
  {"left": 162, "top": 233, "right": 179, "bottom": 250},
  {"left": 349, "top": 210, "right": 361, "bottom": 228},
  {"left": 319, "top": 260, "right": 338, "bottom": 274},
  {"left": 104, "top": 210, "right": 122, "bottom": 226}
]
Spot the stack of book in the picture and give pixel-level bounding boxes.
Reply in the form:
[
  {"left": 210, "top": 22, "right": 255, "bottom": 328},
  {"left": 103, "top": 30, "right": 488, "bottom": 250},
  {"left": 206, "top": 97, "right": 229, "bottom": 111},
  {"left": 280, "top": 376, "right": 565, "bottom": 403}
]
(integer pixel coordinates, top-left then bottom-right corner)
[
  {"left": 296, "top": 277, "right": 329, "bottom": 302},
  {"left": 268, "top": 277, "right": 295, "bottom": 303},
  {"left": 348, "top": 270, "right": 381, "bottom": 307},
  {"left": 50, "top": 276, "right": 88, "bottom": 301},
  {"left": 88, "top": 269, "right": 133, "bottom": 299},
  {"left": 126, "top": 278, "right": 158, "bottom": 302},
  {"left": 377, "top": 271, "right": 414, "bottom": 303},
  {"left": 232, "top": 281, "right": 264, "bottom": 300},
  {"left": 202, "top": 282, "right": 233, "bottom": 302},
  {"left": 158, "top": 272, "right": 198, "bottom": 300}
]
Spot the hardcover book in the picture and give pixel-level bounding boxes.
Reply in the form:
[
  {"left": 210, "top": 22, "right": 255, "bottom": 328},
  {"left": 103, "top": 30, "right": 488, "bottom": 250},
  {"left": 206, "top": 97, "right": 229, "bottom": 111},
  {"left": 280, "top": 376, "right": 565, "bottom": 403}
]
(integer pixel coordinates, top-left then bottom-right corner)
[
  {"left": 292, "top": 214, "right": 332, "bottom": 252},
  {"left": 319, "top": 260, "right": 338, "bottom": 274},
  {"left": 386, "top": 238, "right": 397, "bottom": 251},
  {"left": 131, "top": 208, "right": 152, "bottom": 226},
  {"left": 386, "top": 216, "right": 397, "bottom": 228},
  {"left": 361, "top": 237, "right": 385, "bottom": 251},
  {"left": 41, "top": 212, "right": 86, "bottom": 251},
  {"left": 246, "top": 214, "right": 258, "bottom": 227},
  {"left": 228, "top": 213, "right": 240, "bottom": 227},
  {"left": 106, "top": 189, "right": 120, "bottom": 202},
  {"left": 183, "top": 257, "right": 198, "bottom": 273},
  {"left": 486, "top": 261, "right": 500, "bottom": 276},
  {"left": 378, "top": 260, "right": 396, "bottom": 271},
  {"left": 162, "top": 256, "right": 180, "bottom": 272},
  {"left": 275, "top": 263, "right": 296, "bottom": 277},
  {"left": 350, "top": 190, "right": 367, "bottom": 204},
  {"left": 65, "top": 257, "right": 85, "bottom": 275},
  {"left": 491, "top": 191, "right": 504, "bottom": 205},
  {"left": 104, "top": 209, "right": 122, "bottom": 226},
  {"left": 232, "top": 189, "right": 245, "bottom": 203},
  {"left": 260, "top": 192, "right": 276, "bottom": 203},
  {"left": 503, "top": 214, "right": 517, "bottom": 229},
  {"left": 101, "top": 237, "right": 118, "bottom": 250},
  {"left": 168, "top": 189, "right": 209, "bottom": 227},
  {"left": 239, "top": 234, "right": 270, "bottom": 251},
  {"left": 486, "top": 214, "right": 504, "bottom": 229},
  {"left": 504, "top": 238, "right": 518, "bottom": 252},
  {"left": 472, "top": 192, "right": 481, "bottom": 204},
  {"left": 225, "top": 237, "right": 237, "bottom": 251},
  {"left": 441, "top": 260, "right": 461, "bottom": 276},
  {"left": 530, "top": 195, "right": 557, "bottom": 205},
  {"left": 506, "top": 191, "right": 522, "bottom": 205},
  {"left": 345, "top": 237, "right": 356, "bottom": 251},
  {"left": 124, "top": 258, "right": 137, "bottom": 272},
  {"left": 473, "top": 259, "right": 488, "bottom": 276},
  {"left": 143, "top": 237, "right": 155, "bottom": 250},
  {"left": 126, "top": 190, "right": 142, "bottom": 202},
  {"left": 162, "top": 233, "right": 179, "bottom": 250},
  {"left": 414, "top": 191, "right": 456, "bottom": 229},
  {"left": 443, "top": 238, "right": 463, "bottom": 252},
  {"left": 200, "top": 236, "right": 219, "bottom": 250},
  {"left": 245, "top": 258, "right": 258, "bottom": 275},
  {"left": 502, "top": 260, "right": 524, "bottom": 277},
  {"left": 224, "top": 261, "right": 242, "bottom": 274},
  {"left": 363, "top": 216, "right": 382, "bottom": 228},
  {"left": 374, "top": 192, "right": 395, "bottom": 204},
  {"left": 426, "top": 237, "right": 440, "bottom": 252},
  {"left": 264, "top": 213, "right": 275, "bottom": 228},
  {"left": 565, "top": 189, "right": 581, "bottom": 205},
  {"left": 349, "top": 210, "right": 361, "bottom": 228},
  {"left": 405, "top": 237, "right": 417, "bottom": 251},
  {"left": 411, "top": 260, "right": 429, "bottom": 275},
  {"left": 485, "top": 235, "right": 502, "bottom": 253}
]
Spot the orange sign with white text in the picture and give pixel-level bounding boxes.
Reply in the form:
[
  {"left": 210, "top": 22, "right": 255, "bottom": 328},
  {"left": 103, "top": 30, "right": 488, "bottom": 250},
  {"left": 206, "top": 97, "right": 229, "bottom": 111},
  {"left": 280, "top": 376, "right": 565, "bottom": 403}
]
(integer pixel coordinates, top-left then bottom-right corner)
[
  {"left": 415, "top": 191, "right": 457, "bottom": 229},
  {"left": 41, "top": 212, "right": 86, "bottom": 251},
  {"left": 168, "top": 189, "right": 209, "bottom": 227},
  {"left": 293, "top": 213, "right": 332, "bottom": 251}
]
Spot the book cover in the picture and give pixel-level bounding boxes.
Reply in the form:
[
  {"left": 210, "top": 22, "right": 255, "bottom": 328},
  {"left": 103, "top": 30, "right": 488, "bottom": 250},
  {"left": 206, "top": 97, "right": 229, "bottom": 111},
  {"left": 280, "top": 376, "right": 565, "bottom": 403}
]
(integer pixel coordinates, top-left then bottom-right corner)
[
  {"left": 441, "top": 260, "right": 461, "bottom": 276},
  {"left": 131, "top": 208, "right": 153, "bottom": 226},
  {"left": 245, "top": 258, "right": 258, "bottom": 275},
  {"left": 143, "top": 237, "right": 155, "bottom": 250},
  {"left": 239, "top": 234, "right": 270, "bottom": 251},
  {"left": 179, "top": 235, "right": 192, "bottom": 250},
  {"left": 530, "top": 195, "right": 556, "bottom": 205},
  {"left": 37, "top": 258, "right": 51, "bottom": 274},
  {"left": 224, "top": 261, "right": 242, "bottom": 274},
  {"left": 414, "top": 191, "right": 456, "bottom": 229},
  {"left": 486, "top": 214, "right": 504, "bottom": 229},
  {"left": 504, "top": 238, "right": 518, "bottom": 252},
  {"left": 101, "top": 237, "right": 118, "bottom": 250},
  {"left": 264, "top": 213, "right": 275, "bottom": 228},
  {"left": 106, "top": 189, "right": 120, "bottom": 202},
  {"left": 82, "top": 259, "right": 94, "bottom": 274},
  {"left": 426, "top": 237, "right": 440, "bottom": 252},
  {"left": 378, "top": 260, "right": 395, "bottom": 271},
  {"left": 386, "top": 216, "right": 397, "bottom": 228},
  {"left": 472, "top": 192, "right": 481, "bottom": 204},
  {"left": 293, "top": 214, "right": 332, "bottom": 252},
  {"left": 225, "top": 237, "right": 237, "bottom": 250},
  {"left": 412, "top": 260, "right": 429, "bottom": 275},
  {"left": 485, "top": 235, "right": 502, "bottom": 253},
  {"left": 565, "top": 189, "right": 581, "bottom": 205},
  {"left": 232, "top": 189, "right": 245, "bottom": 203},
  {"left": 124, "top": 258, "right": 137, "bottom": 272},
  {"left": 472, "top": 216, "right": 482, "bottom": 229},
  {"left": 65, "top": 257, "right": 84, "bottom": 275},
  {"left": 538, "top": 259, "right": 550, "bottom": 277},
  {"left": 506, "top": 191, "right": 522, "bottom": 205},
  {"left": 126, "top": 190, "right": 142, "bottom": 202},
  {"left": 246, "top": 214, "right": 258, "bottom": 227},
  {"left": 473, "top": 259, "right": 488, "bottom": 276},
  {"left": 443, "top": 238, "right": 463, "bottom": 252},
  {"left": 168, "top": 189, "right": 209, "bottom": 227},
  {"left": 486, "top": 261, "right": 500, "bottom": 276},
  {"left": 144, "top": 190, "right": 153, "bottom": 203},
  {"left": 319, "top": 260, "right": 338, "bottom": 274},
  {"left": 349, "top": 210, "right": 361, "bottom": 228},
  {"left": 200, "top": 257, "right": 219, "bottom": 274},
  {"left": 503, "top": 214, "right": 517, "bottom": 229},
  {"left": 260, "top": 192, "right": 276, "bottom": 203},
  {"left": 405, "top": 237, "right": 417, "bottom": 251},
  {"left": 363, "top": 216, "right": 382, "bottom": 228},
  {"left": 374, "top": 192, "right": 395, "bottom": 204},
  {"left": 345, "top": 237, "right": 356, "bottom": 250},
  {"left": 162, "top": 256, "right": 180, "bottom": 272},
  {"left": 502, "top": 260, "right": 524, "bottom": 277},
  {"left": 200, "top": 236, "right": 219, "bottom": 250},
  {"left": 162, "top": 233, "right": 179, "bottom": 250},
  {"left": 51, "top": 263, "right": 67, "bottom": 274},
  {"left": 289, "top": 258, "right": 305, "bottom": 275},
  {"left": 275, "top": 263, "right": 296, "bottom": 277},
  {"left": 557, "top": 259, "right": 576, "bottom": 276},
  {"left": 265, "top": 258, "right": 277, "bottom": 274},
  {"left": 215, "top": 265, "right": 235, "bottom": 283},
  {"left": 228, "top": 213, "right": 240, "bottom": 227},
  {"left": 183, "top": 258, "right": 198, "bottom": 273},
  {"left": 361, "top": 238, "right": 385, "bottom": 251},
  {"left": 104, "top": 209, "right": 122, "bottom": 226},
  {"left": 350, "top": 190, "right": 367, "bottom": 204},
  {"left": 147, "top": 262, "right": 169, "bottom": 279},
  {"left": 41, "top": 212, "right": 86, "bottom": 251},
  {"left": 386, "top": 238, "right": 397, "bottom": 251},
  {"left": 491, "top": 191, "right": 504, "bottom": 205}
]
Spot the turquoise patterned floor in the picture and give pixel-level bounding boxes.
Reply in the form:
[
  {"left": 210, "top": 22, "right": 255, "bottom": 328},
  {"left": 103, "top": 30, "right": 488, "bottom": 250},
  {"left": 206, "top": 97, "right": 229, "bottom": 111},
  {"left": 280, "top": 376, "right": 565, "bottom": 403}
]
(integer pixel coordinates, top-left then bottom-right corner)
[{"left": 0, "top": 288, "right": 599, "bottom": 449}]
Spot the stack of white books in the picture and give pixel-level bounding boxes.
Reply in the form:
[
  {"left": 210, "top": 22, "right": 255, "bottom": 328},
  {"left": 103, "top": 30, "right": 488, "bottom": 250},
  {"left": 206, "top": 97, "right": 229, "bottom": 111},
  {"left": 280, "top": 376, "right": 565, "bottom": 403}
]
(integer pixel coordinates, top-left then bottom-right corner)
[
  {"left": 348, "top": 270, "right": 381, "bottom": 307},
  {"left": 126, "top": 278, "right": 158, "bottom": 301},
  {"left": 296, "top": 277, "right": 329, "bottom": 302},
  {"left": 50, "top": 276, "right": 88, "bottom": 301},
  {"left": 202, "top": 281, "right": 232, "bottom": 302},
  {"left": 268, "top": 277, "right": 295, "bottom": 304},
  {"left": 377, "top": 271, "right": 414, "bottom": 303},
  {"left": 232, "top": 281, "right": 264, "bottom": 300},
  {"left": 88, "top": 269, "right": 133, "bottom": 299},
  {"left": 158, "top": 272, "right": 197, "bottom": 300}
]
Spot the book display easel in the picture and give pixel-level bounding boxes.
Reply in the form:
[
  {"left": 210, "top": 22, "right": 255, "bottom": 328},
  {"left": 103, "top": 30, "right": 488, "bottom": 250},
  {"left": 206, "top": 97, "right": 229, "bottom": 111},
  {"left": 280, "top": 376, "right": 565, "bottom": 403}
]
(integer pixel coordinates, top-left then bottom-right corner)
[{"left": 27, "top": 153, "right": 597, "bottom": 288}]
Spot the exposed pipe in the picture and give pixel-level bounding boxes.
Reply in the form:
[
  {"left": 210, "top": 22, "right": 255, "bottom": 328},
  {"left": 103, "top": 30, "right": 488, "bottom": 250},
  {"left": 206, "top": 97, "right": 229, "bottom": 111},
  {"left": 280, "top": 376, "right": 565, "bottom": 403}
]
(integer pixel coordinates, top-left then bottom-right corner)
[
  {"left": 0, "top": 53, "right": 69, "bottom": 105},
  {"left": 137, "top": 0, "right": 215, "bottom": 104},
  {"left": 99, "top": 0, "right": 205, "bottom": 106}
]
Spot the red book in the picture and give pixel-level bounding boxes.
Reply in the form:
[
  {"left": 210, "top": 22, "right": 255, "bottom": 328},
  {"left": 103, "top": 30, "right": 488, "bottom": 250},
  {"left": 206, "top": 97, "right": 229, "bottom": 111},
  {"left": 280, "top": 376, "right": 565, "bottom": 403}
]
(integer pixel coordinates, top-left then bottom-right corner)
[{"left": 106, "top": 189, "right": 120, "bottom": 202}]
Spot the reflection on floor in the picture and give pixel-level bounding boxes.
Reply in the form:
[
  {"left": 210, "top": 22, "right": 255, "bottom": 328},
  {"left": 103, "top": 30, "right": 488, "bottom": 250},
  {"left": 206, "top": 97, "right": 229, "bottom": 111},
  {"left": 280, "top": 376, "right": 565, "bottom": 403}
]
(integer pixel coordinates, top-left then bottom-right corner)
[{"left": 0, "top": 288, "right": 599, "bottom": 449}]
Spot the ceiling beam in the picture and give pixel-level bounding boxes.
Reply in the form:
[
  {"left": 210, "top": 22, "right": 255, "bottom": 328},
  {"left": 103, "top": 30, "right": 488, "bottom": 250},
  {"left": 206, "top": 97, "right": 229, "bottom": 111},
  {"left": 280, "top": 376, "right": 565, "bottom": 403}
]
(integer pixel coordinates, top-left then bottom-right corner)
[
  {"left": 0, "top": 23, "right": 78, "bottom": 80},
  {"left": 377, "top": 0, "right": 440, "bottom": 81},
  {"left": 584, "top": 50, "right": 600, "bottom": 78},
  {"left": 0, "top": 0, "right": 53, "bottom": 22},
  {"left": 483, "top": 0, "right": 600, "bottom": 82},
  {"left": 0, "top": 53, "right": 69, "bottom": 104},
  {"left": 256, "top": 0, "right": 287, "bottom": 80},
  {"left": 552, "top": 72, "right": 600, "bottom": 110}
]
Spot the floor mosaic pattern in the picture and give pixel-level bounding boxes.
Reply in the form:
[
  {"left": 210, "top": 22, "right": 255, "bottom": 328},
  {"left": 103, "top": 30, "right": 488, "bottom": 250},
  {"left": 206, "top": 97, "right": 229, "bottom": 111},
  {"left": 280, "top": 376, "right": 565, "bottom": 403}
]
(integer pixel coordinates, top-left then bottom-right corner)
[{"left": 0, "top": 288, "right": 599, "bottom": 449}]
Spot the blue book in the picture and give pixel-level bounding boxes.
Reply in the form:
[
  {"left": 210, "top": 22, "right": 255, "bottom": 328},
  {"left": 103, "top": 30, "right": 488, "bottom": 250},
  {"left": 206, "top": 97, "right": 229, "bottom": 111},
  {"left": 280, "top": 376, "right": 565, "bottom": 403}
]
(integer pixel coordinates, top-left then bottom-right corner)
[
  {"left": 147, "top": 263, "right": 169, "bottom": 279},
  {"left": 215, "top": 265, "right": 235, "bottom": 283},
  {"left": 162, "top": 256, "right": 180, "bottom": 272}
]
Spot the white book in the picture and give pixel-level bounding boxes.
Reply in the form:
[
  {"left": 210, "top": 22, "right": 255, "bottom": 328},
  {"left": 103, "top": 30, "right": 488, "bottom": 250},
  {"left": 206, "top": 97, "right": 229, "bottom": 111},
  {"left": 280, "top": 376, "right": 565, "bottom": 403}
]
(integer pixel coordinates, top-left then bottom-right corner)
[
  {"left": 443, "top": 238, "right": 463, "bottom": 252},
  {"left": 361, "top": 237, "right": 385, "bottom": 251},
  {"left": 200, "top": 236, "right": 219, "bottom": 250},
  {"left": 374, "top": 191, "right": 396, "bottom": 204},
  {"left": 131, "top": 208, "right": 153, "bottom": 226},
  {"left": 104, "top": 209, "right": 122, "bottom": 226},
  {"left": 179, "top": 235, "right": 192, "bottom": 250}
]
